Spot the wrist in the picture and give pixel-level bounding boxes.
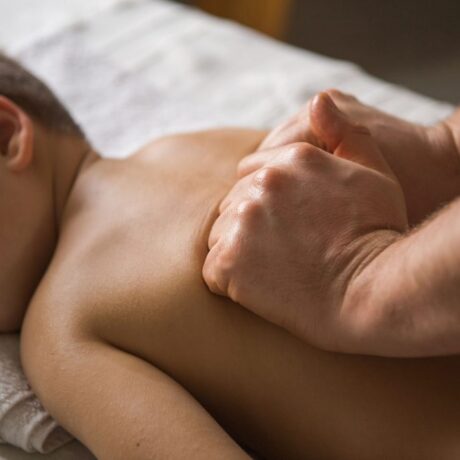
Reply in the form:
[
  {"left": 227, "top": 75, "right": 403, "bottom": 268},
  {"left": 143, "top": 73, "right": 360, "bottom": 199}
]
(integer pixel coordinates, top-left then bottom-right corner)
[
  {"left": 339, "top": 230, "right": 405, "bottom": 355},
  {"left": 433, "top": 109, "right": 460, "bottom": 178},
  {"left": 444, "top": 106, "right": 460, "bottom": 153}
]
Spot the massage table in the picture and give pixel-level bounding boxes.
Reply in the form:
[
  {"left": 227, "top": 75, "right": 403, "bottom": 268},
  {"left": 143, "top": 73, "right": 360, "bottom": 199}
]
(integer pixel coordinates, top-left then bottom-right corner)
[{"left": 0, "top": 0, "right": 454, "bottom": 458}]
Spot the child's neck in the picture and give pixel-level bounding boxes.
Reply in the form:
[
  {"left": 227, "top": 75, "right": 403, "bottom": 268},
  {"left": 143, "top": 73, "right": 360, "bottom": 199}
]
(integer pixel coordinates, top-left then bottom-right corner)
[{"left": 51, "top": 133, "right": 100, "bottom": 233}]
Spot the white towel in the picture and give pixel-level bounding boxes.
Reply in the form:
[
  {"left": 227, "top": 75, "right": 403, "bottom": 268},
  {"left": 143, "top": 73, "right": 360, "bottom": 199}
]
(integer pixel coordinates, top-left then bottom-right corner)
[
  {"left": 0, "top": 336, "right": 72, "bottom": 453},
  {"left": 0, "top": 0, "right": 455, "bottom": 456}
]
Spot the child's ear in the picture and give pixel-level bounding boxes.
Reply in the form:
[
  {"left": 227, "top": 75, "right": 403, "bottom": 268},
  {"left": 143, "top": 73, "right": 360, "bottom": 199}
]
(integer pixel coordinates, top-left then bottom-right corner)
[{"left": 0, "top": 95, "right": 34, "bottom": 172}]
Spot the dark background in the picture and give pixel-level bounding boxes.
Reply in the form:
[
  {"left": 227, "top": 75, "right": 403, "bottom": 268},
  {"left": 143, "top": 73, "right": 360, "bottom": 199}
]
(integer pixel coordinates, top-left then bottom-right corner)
[
  {"left": 288, "top": 0, "right": 460, "bottom": 104},
  {"left": 184, "top": 0, "right": 460, "bottom": 104}
]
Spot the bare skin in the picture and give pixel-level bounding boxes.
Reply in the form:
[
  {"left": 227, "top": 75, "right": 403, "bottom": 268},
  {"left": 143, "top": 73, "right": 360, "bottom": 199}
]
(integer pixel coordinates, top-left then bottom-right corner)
[
  {"left": 20, "top": 128, "right": 460, "bottom": 460},
  {"left": 203, "top": 91, "right": 460, "bottom": 357}
]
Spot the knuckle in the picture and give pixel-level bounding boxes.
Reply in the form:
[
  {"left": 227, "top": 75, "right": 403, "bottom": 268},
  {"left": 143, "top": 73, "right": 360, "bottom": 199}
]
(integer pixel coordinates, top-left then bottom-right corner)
[
  {"left": 203, "top": 226, "right": 255, "bottom": 304},
  {"left": 202, "top": 257, "right": 217, "bottom": 286},
  {"left": 253, "top": 166, "right": 287, "bottom": 192},
  {"left": 236, "top": 198, "right": 264, "bottom": 223},
  {"left": 351, "top": 123, "right": 371, "bottom": 136},
  {"left": 227, "top": 276, "right": 247, "bottom": 305},
  {"left": 236, "top": 157, "right": 251, "bottom": 176},
  {"left": 288, "top": 142, "right": 323, "bottom": 165},
  {"left": 203, "top": 246, "right": 237, "bottom": 294}
]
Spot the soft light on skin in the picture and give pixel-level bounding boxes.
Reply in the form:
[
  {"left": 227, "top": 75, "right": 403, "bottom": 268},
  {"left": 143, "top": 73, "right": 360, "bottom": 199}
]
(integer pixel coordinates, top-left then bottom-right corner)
[
  {"left": 203, "top": 91, "right": 460, "bottom": 357},
  {"left": 0, "top": 96, "right": 94, "bottom": 332},
  {"left": 444, "top": 106, "right": 460, "bottom": 167}
]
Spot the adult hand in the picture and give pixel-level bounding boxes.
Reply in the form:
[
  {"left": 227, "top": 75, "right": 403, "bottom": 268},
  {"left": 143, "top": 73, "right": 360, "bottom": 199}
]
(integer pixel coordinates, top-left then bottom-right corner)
[
  {"left": 240, "top": 89, "right": 460, "bottom": 227},
  {"left": 203, "top": 93, "right": 409, "bottom": 352}
]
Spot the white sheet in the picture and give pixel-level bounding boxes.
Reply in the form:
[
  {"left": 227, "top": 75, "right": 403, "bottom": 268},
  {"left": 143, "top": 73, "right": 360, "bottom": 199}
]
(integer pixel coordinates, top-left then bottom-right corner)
[
  {"left": 0, "top": 0, "right": 454, "bottom": 458},
  {"left": 9, "top": 0, "right": 454, "bottom": 159}
]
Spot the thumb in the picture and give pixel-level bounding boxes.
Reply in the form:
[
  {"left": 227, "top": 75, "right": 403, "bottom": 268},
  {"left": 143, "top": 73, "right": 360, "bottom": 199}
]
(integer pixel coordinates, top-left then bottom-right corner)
[{"left": 310, "top": 92, "right": 394, "bottom": 177}]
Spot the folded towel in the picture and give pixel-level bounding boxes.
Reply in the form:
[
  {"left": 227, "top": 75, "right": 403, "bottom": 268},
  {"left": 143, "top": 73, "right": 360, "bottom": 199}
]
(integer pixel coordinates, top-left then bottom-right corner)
[{"left": 0, "top": 335, "right": 72, "bottom": 453}]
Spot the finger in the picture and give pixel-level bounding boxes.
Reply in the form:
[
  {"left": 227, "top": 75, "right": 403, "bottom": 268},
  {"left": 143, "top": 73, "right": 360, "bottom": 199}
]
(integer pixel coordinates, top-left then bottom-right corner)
[
  {"left": 309, "top": 92, "right": 347, "bottom": 151},
  {"left": 310, "top": 92, "right": 393, "bottom": 176},
  {"left": 202, "top": 245, "right": 227, "bottom": 296},
  {"left": 266, "top": 142, "right": 330, "bottom": 171},
  {"left": 241, "top": 143, "right": 330, "bottom": 179},
  {"left": 218, "top": 173, "right": 255, "bottom": 214},
  {"left": 258, "top": 102, "right": 320, "bottom": 152},
  {"left": 237, "top": 149, "right": 279, "bottom": 178},
  {"left": 338, "top": 126, "right": 394, "bottom": 176},
  {"left": 208, "top": 207, "right": 232, "bottom": 249}
]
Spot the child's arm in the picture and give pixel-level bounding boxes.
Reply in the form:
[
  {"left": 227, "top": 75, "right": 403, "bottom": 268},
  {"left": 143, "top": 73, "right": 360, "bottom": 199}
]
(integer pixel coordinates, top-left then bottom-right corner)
[{"left": 21, "top": 335, "right": 250, "bottom": 460}]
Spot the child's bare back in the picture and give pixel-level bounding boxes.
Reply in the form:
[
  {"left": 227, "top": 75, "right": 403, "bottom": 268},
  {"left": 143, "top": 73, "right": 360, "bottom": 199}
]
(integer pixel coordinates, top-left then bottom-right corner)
[{"left": 21, "top": 129, "right": 460, "bottom": 460}]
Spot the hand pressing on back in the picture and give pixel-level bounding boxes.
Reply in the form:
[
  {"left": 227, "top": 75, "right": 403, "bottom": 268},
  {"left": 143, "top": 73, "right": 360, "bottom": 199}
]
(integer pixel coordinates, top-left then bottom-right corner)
[
  {"left": 241, "top": 89, "right": 460, "bottom": 226},
  {"left": 203, "top": 93, "right": 409, "bottom": 353}
]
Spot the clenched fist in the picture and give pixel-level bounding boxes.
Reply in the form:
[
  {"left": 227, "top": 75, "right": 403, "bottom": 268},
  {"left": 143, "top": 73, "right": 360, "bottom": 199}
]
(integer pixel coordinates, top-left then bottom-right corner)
[
  {"left": 203, "top": 93, "right": 409, "bottom": 352},
  {"left": 242, "top": 89, "right": 459, "bottom": 227}
]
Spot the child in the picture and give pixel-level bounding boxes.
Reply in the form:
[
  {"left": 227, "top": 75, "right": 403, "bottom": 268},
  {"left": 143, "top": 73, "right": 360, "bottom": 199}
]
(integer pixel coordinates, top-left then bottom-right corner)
[{"left": 1, "top": 55, "right": 459, "bottom": 459}]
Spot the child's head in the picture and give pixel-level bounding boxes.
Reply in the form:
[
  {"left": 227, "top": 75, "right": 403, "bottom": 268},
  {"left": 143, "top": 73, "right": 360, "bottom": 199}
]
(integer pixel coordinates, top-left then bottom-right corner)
[{"left": 0, "top": 55, "right": 90, "bottom": 331}]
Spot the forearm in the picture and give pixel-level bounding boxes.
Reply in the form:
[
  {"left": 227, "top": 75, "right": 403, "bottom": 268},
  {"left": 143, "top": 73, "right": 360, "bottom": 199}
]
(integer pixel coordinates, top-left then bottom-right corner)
[
  {"left": 345, "top": 197, "right": 460, "bottom": 357},
  {"left": 392, "top": 119, "right": 460, "bottom": 226},
  {"left": 445, "top": 106, "right": 460, "bottom": 157}
]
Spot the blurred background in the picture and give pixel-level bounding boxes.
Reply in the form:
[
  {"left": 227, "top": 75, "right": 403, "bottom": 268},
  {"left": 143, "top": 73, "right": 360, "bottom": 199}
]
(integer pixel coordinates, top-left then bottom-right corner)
[{"left": 183, "top": 0, "right": 460, "bottom": 104}]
